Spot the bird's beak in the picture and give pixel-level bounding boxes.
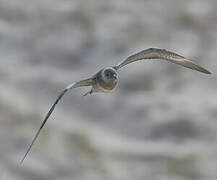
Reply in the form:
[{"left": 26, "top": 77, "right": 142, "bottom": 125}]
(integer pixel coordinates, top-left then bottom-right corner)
[{"left": 112, "top": 74, "right": 118, "bottom": 80}]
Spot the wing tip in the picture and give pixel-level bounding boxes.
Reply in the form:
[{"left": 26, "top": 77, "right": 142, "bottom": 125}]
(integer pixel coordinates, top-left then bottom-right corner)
[
  {"left": 184, "top": 59, "right": 211, "bottom": 75},
  {"left": 204, "top": 70, "right": 212, "bottom": 74},
  {"left": 196, "top": 66, "right": 211, "bottom": 74}
]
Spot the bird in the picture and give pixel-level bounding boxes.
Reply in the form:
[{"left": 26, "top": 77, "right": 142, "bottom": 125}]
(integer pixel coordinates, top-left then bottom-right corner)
[{"left": 20, "top": 48, "right": 211, "bottom": 164}]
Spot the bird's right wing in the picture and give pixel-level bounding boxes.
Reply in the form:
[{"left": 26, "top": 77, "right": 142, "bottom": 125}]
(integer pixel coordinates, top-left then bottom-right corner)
[
  {"left": 20, "top": 78, "right": 94, "bottom": 164},
  {"left": 114, "top": 48, "right": 211, "bottom": 74}
]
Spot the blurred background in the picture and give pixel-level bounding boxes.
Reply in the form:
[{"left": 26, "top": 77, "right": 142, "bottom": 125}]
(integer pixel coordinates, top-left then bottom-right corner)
[{"left": 0, "top": 0, "right": 216, "bottom": 179}]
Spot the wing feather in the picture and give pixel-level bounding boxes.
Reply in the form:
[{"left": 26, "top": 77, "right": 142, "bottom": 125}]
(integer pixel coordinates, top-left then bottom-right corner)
[
  {"left": 114, "top": 48, "right": 211, "bottom": 74},
  {"left": 20, "top": 78, "right": 94, "bottom": 164}
]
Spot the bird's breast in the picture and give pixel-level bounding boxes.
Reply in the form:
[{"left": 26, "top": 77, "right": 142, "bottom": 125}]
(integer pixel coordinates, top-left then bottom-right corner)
[{"left": 96, "top": 79, "right": 118, "bottom": 93}]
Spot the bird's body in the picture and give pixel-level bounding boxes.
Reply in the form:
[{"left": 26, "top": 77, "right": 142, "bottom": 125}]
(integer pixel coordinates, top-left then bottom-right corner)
[
  {"left": 92, "top": 67, "right": 118, "bottom": 93},
  {"left": 21, "top": 48, "right": 211, "bottom": 164}
]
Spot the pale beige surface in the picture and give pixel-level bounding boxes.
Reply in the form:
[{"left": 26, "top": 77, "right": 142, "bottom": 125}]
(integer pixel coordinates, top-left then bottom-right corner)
[{"left": 0, "top": 0, "right": 216, "bottom": 180}]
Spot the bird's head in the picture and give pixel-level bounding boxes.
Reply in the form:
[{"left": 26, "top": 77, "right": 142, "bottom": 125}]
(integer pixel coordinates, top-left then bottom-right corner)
[{"left": 102, "top": 67, "right": 118, "bottom": 83}]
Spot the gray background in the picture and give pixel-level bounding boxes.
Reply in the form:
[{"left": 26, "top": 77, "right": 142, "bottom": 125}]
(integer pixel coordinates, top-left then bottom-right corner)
[{"left": 0, "top": 0, "right": 216, "bottom": 179}]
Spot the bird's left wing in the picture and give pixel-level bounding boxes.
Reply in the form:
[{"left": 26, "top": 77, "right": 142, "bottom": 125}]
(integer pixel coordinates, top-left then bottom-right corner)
[
  {"left": 20, "top": 78, "right": 94, "bottom": 164},
  {"left": 114, "top": 48, "right": 211, "bottom": 74}
]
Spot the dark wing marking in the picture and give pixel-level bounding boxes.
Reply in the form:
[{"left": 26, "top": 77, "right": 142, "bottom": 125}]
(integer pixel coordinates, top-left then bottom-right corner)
[
  {"left": 20, "top": 78, "right": 94, "bottom": 164},
  {"left": 114, "top": 48, "right": 211, "bottom": 74}
]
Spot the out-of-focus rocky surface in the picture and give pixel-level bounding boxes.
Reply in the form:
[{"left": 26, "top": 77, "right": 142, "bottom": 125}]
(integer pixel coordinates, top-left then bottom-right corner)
[{"left": 0, "top": 0, "right": 217, "bottom": 179}]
